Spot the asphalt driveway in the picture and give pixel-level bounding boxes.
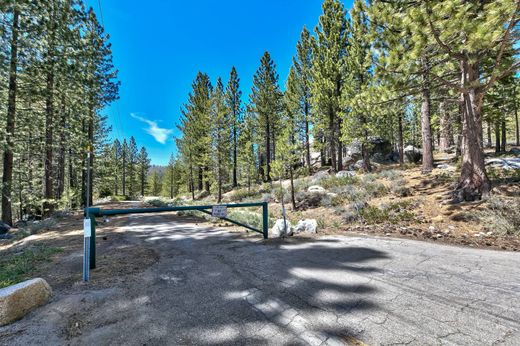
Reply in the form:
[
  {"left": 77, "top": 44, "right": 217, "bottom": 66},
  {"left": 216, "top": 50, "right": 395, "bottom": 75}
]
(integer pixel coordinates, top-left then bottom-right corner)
[{"left": 1, "top": 212, "right": 519, "bottom": 345}]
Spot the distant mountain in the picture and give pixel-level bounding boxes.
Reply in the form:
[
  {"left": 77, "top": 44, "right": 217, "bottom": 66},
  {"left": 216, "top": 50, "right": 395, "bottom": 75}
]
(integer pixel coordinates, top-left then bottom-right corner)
[{"left": 149, "top": 165, "right": 167, "bottom": 175}]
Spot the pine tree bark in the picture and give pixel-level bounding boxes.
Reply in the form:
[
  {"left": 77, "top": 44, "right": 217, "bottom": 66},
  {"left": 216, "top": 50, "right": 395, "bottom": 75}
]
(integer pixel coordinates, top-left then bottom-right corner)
[
  {"left": 454, "top": 60, "right": 491, "bottom": 201},
  {"left": 232, "top": 120, "right": 238, "bottom": 188},
  {"left": 420, "top": 57, "right": 434, "bottom": 173},
  {"left": 1, "top": 8, "right": 19, "bottom": 227},
  {"left": 304, "top": 102, "right": 311, "bottom": 172},
  {"left": 439, "top": 101, "right": 453, "bottom": 152},
  {"left": 265, "top": 119, "right": 271, "bottom": 182},
  {"left": 501, "top": 118, "right": 507, "bottom": 151},
  {"left": 515, "top": 96, "right": 519, "bottom": 146},
  {"left": 328, "top": 107, "right": 337, "bottom": 172},
  {"left": 486, "top": 121, "right": 493, "bottom": 148},
  {"left": 398, "top": 112, "right": 404, "bottom": 166},
  {"left": 495, "top": 121, "right": 501, "bottom": 153}
]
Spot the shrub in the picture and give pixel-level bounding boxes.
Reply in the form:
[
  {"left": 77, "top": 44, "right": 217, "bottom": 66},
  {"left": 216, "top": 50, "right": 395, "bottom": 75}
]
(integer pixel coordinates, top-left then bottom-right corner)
[
  {"left": 390, "top": 179, "right": 412, "bottom": 197},
  {"left": 378, "top": 169, "right": 402, "bottom": 180},
  {"left": 320, "top": 176, "right": 359, "bottom": 189},
  {"left": 295, "top": 191, "right": 324, "bottom": 208},
  {"left": 477, "top": 196, "right": 520, "bottom": 235},
  {"left": 361, "top": 201, "right": 415, "bottom": 224},
  {"left": 364, "top": 181, "right": 389, "bottom": 198},
  {"left": 229, "top": 188, "right": 261, "bottom": 202},
  {"left": 227, "top": 210, "right": 264, "bottom": 230}
]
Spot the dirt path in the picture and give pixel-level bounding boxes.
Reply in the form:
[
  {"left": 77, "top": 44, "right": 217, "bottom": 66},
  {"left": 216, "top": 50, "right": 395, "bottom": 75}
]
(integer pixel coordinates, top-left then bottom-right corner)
[{"left": 1, "top": 206, "right": 519, "bottom": 345}]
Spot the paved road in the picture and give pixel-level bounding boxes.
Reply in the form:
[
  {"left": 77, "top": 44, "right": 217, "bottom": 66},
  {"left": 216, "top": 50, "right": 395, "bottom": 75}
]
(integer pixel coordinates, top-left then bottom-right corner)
[{"left": 3, "top": 213, "right": 520, "bottom": 345}]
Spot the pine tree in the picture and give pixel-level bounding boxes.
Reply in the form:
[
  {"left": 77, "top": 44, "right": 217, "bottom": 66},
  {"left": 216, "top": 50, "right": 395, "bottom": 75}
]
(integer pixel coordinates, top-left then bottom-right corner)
[
  {"left": 288, "top": 27, "right": 314, "bottom": 172},
  {"left": 137, "top": 146, "right": 151, "bottom": 196},
  {"left": 225, "top": 67, "right": 242, "bottom": 188},
  {"left": 127, "top": 136, "right": 138, "bottom": 197},
  {"left": 212, "top": 77, "right": 231, "bottom": 203},
  {"left": 311, "top": 0, "right": 349, "bottom": 172},
  {"left": 250, "top": 51, "right": 283, "bottom": 182}
]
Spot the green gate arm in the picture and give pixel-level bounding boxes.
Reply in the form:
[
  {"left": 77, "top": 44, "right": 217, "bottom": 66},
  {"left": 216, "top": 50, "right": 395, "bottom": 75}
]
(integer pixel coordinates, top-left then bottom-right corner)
[
  {"left": 198, "top": 209, "right": 263, "bottom": 235},
  {"left": 86, "top": 202, "right": 266, "bottom": 217}
]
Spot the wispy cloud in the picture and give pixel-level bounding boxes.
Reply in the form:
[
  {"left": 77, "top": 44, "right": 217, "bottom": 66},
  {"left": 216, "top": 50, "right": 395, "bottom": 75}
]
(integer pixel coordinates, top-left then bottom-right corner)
[{"left": 130, "top": 113, "right": 173, "bottom": 144}]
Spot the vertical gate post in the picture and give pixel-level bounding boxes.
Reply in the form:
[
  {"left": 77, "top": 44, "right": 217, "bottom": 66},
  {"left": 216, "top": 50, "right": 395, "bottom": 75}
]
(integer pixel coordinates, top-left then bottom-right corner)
[
  {"left": 89, "top": 214, "right": 96, "bottom": 269},
  {"left": 262, "top": 202, "right": 269, "bottom": 239}
]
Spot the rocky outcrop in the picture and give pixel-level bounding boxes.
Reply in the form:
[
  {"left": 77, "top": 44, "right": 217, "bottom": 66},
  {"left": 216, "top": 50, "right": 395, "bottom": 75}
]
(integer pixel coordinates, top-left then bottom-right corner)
[
  {"left": 294, "top": 219, "right": 318, "bottom": 234},
  {"left": 0, "top": 278, "right": 52, "bottom": 326},
  {"left": 271, "top": 219, "right": 293, "bottom": 238},
  {"left": 404, "top": 145, "right": 422, "bottom": 163}
]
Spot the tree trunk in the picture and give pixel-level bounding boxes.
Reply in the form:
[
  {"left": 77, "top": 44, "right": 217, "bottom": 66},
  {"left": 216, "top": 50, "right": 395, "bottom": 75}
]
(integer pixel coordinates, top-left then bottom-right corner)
[
  {"left": 265, "top": 119, "right": 271, "bottom": 182},
  {"left": 495, "top": 121, "right": 501, "bottom": 153},
  {"left": 501, "top": 118, "right": 507, "bottom": 152},
  {"left": 232, "top": 119, "right": 238, "bottom": 187},
  {"left": 122, "top": 150, "right": 126, "bottom": 196},
  {"left": 515, "top": 97, "right": 519, "bottom": 146},
  {"left": 1, "top": 8, "right": 19, "bottom": 227},
  {"left": 486, "top": 120, "right": 492, "bottom": 148},
  {"left": 420, "top": 57, "right": 434, "bottom": 173},
  {"left": 439, "top": 101, "right": 453, "bottom": 152},
  {"left": 289, "top": 164, "right": 296, "bottom": 210},
  {"left": 198, "top": 167, "right": 203, "bottom": 190},
  {"left": 398, "top": 112, "right": 404, "bottom": 166},
  {"left": 361, "top": 143, "right": 372, "bottom": 172},
  {"left": 454, "top": 60, "right": 491, "bottom": 202},
  {"left": 328, "top": 107, "right": 337, "bottom": 172},
  {"left": 304, "top": 102, "right": 311, "bottom": 172}
]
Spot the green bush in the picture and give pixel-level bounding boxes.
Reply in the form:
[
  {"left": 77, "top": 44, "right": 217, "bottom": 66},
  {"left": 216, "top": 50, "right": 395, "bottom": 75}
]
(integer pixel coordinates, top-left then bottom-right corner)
[
  {"left": 229, "top": 188, "right": 261, "bottom": 202},
  {"left": 360, "top": 201, "right": 415, "bottom": 224},
  {"left": 477, "top": 196, "right": 520, "bottom": 235},
  {"left": 227, "top": 210, "right": 264, "bottom": 230},
  {"left": 364, "top": 181, "right": 389, "bottom": 197},
  {"left": 390, "top": 179, "right": 412, "bottom": 197},
  {"left": 377, "top": 169, "right": 402, "bottom": 180},
  {"left": 320, "top": 176, "right": 360, "bottom": 189}
]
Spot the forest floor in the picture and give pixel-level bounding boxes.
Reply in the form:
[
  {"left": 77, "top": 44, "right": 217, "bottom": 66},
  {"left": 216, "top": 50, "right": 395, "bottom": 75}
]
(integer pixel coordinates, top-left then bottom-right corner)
[{"left": 196, "top": 147, "right": 520, "bottom": 253}]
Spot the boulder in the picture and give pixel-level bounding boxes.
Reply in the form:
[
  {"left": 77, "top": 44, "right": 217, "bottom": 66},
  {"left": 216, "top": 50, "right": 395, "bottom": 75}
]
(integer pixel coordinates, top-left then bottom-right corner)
[
  {"left": 385, "top": 151, "right": 400, "bottom": 163},
  {"left": 371, "top": 152, "right": 386, "bottom": 164},
  {"left": 0, "top": 278, "right": 52, "bottom": 326},
  {"left": 271, "top": 219, "right": 293, "bottom": 238},
  {"left": 0, "top": 221, "right": 10, "bottom": 235},
  {"left": 336, "top": 170, "right": 356, "bottom": 178},
  {"left": 307, "top": 185, "right": 326, "bottom": 194},
  {"left": 312, "top": 170, "right": 330, "bottom": 182},
  {"left": 510, "top": 147, "right": 520, "bottom": 156},
  {"left": 294, "top": 219, "right": 318, "bottom": 234},
  {"left": 195, "top": 190, "right": 210, "bottom": 200},
  {"left": 404, "top": 145, "right": 422, "bottom": 163}
]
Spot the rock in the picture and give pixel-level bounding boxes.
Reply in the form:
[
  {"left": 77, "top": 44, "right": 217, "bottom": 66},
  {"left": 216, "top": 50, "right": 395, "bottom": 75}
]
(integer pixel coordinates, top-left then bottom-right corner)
[
  {"left": 307, "top": 185, "right": 326, "bottom": 194},
  {"left": 0, "top": 233, "right": 13, "bottom": 240},
  {"left": 195, "top": 190, "right": 210, "bottom": 200},
  {"left": 336, "top": 170, "right": 356, "bottom": 178},
  {"left": 294, "top": 219, "right": 318, "bottom": 234},
  {"left": 370, "top": 152, "right": 386, "bottom": 164},
  {"left": 404, "top": 145, "right": 422, "bottom": 163},
  {"left": 385, "top": 151, "right": 400, "bottom": 163},
  {"left": 437, "top": 163, "right": 455, "bottom": 170},
  {"left": 271, "top": 219, "right": 293, "bottom": 238},
  {"left": 485, "top": 158, "right": 520, "bottom": 170},
  {"left": 326, "top": 192, "right": 338, "bottom": 198},
  {"left": 0, "top": 278, "right": 52, "bottom": 326},
  {"left": 0, "top": 221, "right": 10, "bottom": 235},
  {"left": 312, "top": 170, "right": 330, "bottom": 182},
  {"left": 510, "top": 147, "right": 520, "bottom": 156}
]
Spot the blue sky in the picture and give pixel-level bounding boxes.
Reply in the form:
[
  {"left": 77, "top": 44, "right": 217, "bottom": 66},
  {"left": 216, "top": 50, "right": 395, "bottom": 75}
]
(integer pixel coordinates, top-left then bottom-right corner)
[{"left": 87, "top": 0, "right": 353, "bottom": 165}]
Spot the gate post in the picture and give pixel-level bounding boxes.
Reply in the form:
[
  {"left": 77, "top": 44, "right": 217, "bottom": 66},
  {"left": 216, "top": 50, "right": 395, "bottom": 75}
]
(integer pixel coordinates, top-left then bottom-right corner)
[{"left": 262, "top": 202, "right": 269, "bottom": 239}]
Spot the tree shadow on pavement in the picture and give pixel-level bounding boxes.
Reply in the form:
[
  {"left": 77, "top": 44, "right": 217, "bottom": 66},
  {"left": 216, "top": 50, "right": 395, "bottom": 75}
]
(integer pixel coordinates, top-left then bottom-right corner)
[{"left": 0, "top": 212, "right": 391, "bottom": 345}]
